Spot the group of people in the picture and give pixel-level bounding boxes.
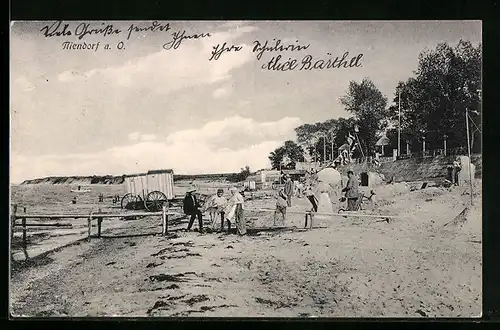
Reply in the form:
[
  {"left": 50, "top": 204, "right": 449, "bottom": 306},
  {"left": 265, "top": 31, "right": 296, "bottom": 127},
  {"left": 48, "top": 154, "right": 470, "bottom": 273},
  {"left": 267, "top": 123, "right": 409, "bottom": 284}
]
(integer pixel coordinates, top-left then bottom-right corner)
[
  {"left": 182, "top": 186, "right": 247, "bottom": 235},
  {"left": 182, "top": 168, "right": 362, "bottom": 235},
  {"left": 303, "top": 169, "right": 361, "bottom": 213},
  {"left": 274, "top": 169, "right": 361, "bottom": 224}
]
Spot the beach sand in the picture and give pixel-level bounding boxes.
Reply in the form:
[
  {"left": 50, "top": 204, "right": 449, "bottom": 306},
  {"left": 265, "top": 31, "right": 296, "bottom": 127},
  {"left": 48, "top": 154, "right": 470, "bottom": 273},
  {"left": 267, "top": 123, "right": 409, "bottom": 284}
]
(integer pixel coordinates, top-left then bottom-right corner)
[{"left": 10, "top": 180, "right": 481, "bottom": 318}]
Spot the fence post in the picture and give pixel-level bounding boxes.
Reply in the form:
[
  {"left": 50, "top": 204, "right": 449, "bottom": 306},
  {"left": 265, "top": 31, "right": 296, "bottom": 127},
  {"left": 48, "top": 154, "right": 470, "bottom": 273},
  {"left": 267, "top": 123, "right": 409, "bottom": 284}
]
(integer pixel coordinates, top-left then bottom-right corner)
[
  {"left": 22, "top": 216, "right": 27, "bottom": 249},
  {"left": 309, "top": 213, "right": 314, "bottom": 230},
  {"left": 97, "top": 208, "right": 102, "bottom": 238},
  {"left": 162, "top": 204, "right": 167, "bottom": 236},
  {"left": 88, "top": 212, "right": 93, "bottom": 242},
  {"left": 11, "top": 204, "right": 18, "bottom": 242},
  {"left": 304, "top": 212, "right": 309, "bottom": 228}
]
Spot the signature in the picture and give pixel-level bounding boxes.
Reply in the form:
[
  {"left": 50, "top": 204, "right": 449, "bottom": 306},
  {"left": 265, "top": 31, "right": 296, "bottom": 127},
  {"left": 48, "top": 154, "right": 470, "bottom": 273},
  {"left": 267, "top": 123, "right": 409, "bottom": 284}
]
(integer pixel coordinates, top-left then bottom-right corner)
[{"left": 163, "top": 30, "right": 211, "bottom": 50}]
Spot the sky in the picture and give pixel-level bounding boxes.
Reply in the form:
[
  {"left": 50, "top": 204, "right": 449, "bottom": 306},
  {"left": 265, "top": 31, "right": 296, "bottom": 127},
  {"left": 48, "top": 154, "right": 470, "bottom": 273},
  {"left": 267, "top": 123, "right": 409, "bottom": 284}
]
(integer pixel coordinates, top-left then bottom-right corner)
[{"left": 10, "top": 20, "right": 481, "bottom": 183}]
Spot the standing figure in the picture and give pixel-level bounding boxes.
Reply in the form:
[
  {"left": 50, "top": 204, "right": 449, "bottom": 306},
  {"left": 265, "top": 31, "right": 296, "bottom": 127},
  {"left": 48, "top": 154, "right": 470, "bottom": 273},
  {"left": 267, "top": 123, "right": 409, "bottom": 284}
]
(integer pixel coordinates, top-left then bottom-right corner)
[
  {"left": 342, "top": 170, "right": 359, "bottom": 211},
  {"left": 225, "top": 187, "right": 246, "bottom": 236},
  {"left": 296, "top": 180, "right": 304, "bottom": 197},
  {"left": 274, "top": 189, "right": 288, "bottom": 226},
  {"left": 204, "top": 188, "right": 227, "bottom": 232},
  {"left": 305, "top": 184, "right": 318, "bottom": 212},
  {"left": 317, "top": 181, "right": 334, "bottom": 214},
  {"left": 453, "top": 158, "right": 462, "bottom": 186},
  {"left": 183, "top": 188, "right": 204, "bottom": 232},
  {"left": 284, "top": 176, "right": 294, "bottom": 207}
]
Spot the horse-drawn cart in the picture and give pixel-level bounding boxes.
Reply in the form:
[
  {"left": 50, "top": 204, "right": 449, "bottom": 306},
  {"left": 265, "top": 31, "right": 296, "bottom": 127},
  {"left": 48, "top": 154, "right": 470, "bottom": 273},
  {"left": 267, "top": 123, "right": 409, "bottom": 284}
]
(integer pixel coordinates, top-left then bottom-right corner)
[{"left": 121, "top": 169, "right": 175, "bottom": 212}]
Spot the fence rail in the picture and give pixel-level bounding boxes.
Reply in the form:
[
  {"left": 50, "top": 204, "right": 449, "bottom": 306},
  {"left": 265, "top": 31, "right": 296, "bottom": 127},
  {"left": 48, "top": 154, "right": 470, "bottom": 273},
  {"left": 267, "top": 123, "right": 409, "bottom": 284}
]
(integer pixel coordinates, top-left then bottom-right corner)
[
  {"left": 10, "top": 205, "right": 176, "bottom": 256},
  {"left": 11, "top": 201, "right": 402, "bottom": 261}
]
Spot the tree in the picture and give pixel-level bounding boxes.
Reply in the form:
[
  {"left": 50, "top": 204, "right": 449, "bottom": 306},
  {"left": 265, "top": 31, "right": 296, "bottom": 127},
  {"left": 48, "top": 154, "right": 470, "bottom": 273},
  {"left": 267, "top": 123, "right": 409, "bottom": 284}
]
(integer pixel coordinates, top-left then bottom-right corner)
[
  {"left": 388, "top": 40, "right": 482, "bottom": 153},
  {"left": 294, "top": 117, "right": 357, "bottom": 162},
  {"left": 227, "top": 165, "right": 251, "bottom": 183},
  {"left": 340, "top": 78, "right": 388, "bottom": 156},
  {"left": 268, "top": 140, "right": 305, "bottom": 170}
]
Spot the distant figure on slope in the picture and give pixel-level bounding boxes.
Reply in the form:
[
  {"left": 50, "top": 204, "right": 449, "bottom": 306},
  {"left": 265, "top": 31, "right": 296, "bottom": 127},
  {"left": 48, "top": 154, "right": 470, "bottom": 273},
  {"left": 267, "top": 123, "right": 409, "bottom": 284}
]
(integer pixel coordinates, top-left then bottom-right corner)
[
  {"left": 72, "top": 197, "right": 77, "bottom": 204},
  {"left": 183, "top": 188, "right": 204, "bottom": 233},
  {"left": 453, "top": 158, "right": 462, "bottom": 186},
  {"left": 284, "top": 176, "right": 294, "bottom": 207},
  {"left": 342, "top": 170, "right": 359, "bottom": 211},
  {"left": 274, "top": 189, "right": 288, "bottom": 226}
]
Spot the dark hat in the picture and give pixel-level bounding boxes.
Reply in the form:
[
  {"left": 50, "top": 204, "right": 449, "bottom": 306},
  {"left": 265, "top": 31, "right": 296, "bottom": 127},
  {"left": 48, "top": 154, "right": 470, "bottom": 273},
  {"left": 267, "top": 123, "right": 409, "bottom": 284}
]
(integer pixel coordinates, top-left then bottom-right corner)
[{"left": 347, "top": 170, "right": 354, "bottom": 175}]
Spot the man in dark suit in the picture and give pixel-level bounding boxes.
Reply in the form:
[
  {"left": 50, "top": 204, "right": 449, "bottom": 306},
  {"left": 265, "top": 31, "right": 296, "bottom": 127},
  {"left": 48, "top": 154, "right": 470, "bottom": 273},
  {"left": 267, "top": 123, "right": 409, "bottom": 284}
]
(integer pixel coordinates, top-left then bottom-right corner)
[
  {"left": 183, "top": 188, "right": 204, "bottom": 232},
  {"left": 342, "top": 170, "right": 360, "bottom": 211}
]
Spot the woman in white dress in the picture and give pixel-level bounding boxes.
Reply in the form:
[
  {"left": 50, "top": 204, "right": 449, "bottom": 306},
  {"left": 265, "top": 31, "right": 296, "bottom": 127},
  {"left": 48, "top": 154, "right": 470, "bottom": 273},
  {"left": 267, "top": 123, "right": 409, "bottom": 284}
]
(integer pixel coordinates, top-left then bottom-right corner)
[
  {"left": 316, "top": 181, "right": 334, "bottom": 215},
  {"left": 224, "top": 187, "right": 247, "bottom": 235},
  {"left": 204, "top": 188, "right": 227, "bottom": 232}
]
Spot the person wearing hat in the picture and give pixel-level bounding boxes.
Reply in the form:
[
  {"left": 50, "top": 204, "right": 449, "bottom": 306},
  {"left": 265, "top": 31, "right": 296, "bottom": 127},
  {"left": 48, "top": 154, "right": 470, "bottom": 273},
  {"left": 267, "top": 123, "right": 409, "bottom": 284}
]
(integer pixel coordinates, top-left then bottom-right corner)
[
  {"left": 204, "top": 188, "right": 228, "bottom": 232},
  {"left": 183, "top": 188, "right": 204, "bottom": 232},
  {"left": 342, "top": 170, "right": 359, "bottom": 211}
]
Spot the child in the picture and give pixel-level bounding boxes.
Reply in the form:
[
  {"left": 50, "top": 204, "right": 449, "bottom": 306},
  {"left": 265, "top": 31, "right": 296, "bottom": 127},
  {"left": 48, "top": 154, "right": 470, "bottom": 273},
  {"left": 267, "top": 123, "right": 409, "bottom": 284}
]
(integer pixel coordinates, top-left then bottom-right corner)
[{"left": 305, "top": 184, "right": 318, "bottom": 212}]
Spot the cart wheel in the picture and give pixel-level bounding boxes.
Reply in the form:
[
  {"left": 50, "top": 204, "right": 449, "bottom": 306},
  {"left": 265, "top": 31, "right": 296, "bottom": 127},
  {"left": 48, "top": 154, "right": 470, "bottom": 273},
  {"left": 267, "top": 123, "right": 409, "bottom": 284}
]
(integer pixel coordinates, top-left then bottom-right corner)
[
  {"left": 121, "top": 193, "right": 142, "bottom": 210},
  {"left": 145, "top": 191, "right": 167, "bottom": 212}
]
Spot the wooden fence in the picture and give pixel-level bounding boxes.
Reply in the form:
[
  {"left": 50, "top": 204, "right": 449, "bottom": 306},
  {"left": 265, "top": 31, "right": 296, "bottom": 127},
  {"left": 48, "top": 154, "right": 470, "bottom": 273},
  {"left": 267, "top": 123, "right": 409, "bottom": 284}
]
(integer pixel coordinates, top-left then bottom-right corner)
[
  {"left": 11, "top": 203, "right": 400, "bottom": 259},
  {"left": 10, "top": 205, "right": 178, "bottom": 250}
]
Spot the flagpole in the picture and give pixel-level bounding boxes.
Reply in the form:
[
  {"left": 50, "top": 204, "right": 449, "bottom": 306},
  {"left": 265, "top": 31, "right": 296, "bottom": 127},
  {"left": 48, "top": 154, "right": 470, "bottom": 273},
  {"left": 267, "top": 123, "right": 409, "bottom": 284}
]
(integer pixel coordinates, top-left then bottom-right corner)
[
  {"left": 465, "top": 108, "right": 473, "bottom": 206},
  {"left": 398, "top": 89, "right": 401, "bottom": 157},
  {"left": 323, "top": 135, "right": 326, "bottom": 164},
  {"left": 331, "top": 132, "right": 334, "bottom": 162}
]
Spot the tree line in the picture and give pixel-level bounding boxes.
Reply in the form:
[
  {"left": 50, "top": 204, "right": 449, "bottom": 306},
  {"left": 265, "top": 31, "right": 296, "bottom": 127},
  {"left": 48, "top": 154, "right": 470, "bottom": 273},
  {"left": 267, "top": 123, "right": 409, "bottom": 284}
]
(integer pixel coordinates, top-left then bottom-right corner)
[{"left": 269, "top": 40, "right": 482, "bottom": 170}]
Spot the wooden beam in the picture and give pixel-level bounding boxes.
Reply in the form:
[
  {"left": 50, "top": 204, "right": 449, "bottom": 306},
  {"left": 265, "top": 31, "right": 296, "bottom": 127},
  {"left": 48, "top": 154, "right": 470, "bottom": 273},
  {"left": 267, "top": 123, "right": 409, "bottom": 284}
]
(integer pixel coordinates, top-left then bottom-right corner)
[
  {"left": 13, "top": 223, "right": 73, "bottom": 227},
  {"left": 11, "top": 204, "right": 17, "bottom": 241},
  {"left": 22, "top": 217, "right": 27, "bottom": 248},
  {"left": 14, "top": 211, "right": 180, "bottom": 219},
  {"left": 88, "top": 212, "right": 93, "bottom": 242},
  {"left": 253, "top": 208, "right": 402, "bottom": 219},
  {"left": 162, "top": 205, "right": 168, "bottom": 236}
]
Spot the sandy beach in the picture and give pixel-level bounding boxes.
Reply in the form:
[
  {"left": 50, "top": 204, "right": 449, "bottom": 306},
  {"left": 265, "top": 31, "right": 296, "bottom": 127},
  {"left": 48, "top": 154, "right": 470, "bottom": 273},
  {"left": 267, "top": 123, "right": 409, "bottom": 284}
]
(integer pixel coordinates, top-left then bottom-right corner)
[{"left": 10, "top": 180, "right": 481, "bottom": 318}]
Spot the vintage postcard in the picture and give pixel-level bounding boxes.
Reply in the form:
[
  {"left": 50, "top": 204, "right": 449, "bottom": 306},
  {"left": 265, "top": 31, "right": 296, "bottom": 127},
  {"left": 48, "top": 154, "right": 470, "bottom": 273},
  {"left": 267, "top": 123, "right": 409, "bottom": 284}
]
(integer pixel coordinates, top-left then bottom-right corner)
[{"left": 10, "top": 20, "right": 482, "bottom": 318}]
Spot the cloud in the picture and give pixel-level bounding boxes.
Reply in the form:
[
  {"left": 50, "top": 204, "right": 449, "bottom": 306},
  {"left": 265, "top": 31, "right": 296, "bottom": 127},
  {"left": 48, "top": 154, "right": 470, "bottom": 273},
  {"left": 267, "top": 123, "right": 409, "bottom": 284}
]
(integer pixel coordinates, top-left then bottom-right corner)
[
  {"left": 140, "top": 134, "right": 157, "bottom": 141},
  {"left": 128, "top": 132, "right": 157, "bottom": 142},
  {"left": 10, "top": 116, "right": 301, "bottom": 183},
  {"left": 212, "top": 86, "right": 232, "bottom": 99},
  {"left": 128, "top": 132, "right": 140, "bottom": 141},
  {"left": 57, "top": 24, "right": 258, "bottom": 95},
  {"left": 13, "top": 75, "right": 35, "bottom": 92}
]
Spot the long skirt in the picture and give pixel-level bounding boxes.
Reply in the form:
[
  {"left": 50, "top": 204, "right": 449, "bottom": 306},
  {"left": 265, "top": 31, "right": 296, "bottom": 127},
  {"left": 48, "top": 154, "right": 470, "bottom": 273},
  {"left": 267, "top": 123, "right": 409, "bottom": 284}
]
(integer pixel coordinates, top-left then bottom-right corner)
[
  {"left": 234, "top": 204, "right": 246, "bottom": 235},
  {"left": 347, "top": 198, "right": 359, "bottom": 211},
  {"left": 317, "top": 193, "right": 333, "bottom": 215},
  {"left": 274, "top": 205, "right": 286, "bottom": 226}
]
